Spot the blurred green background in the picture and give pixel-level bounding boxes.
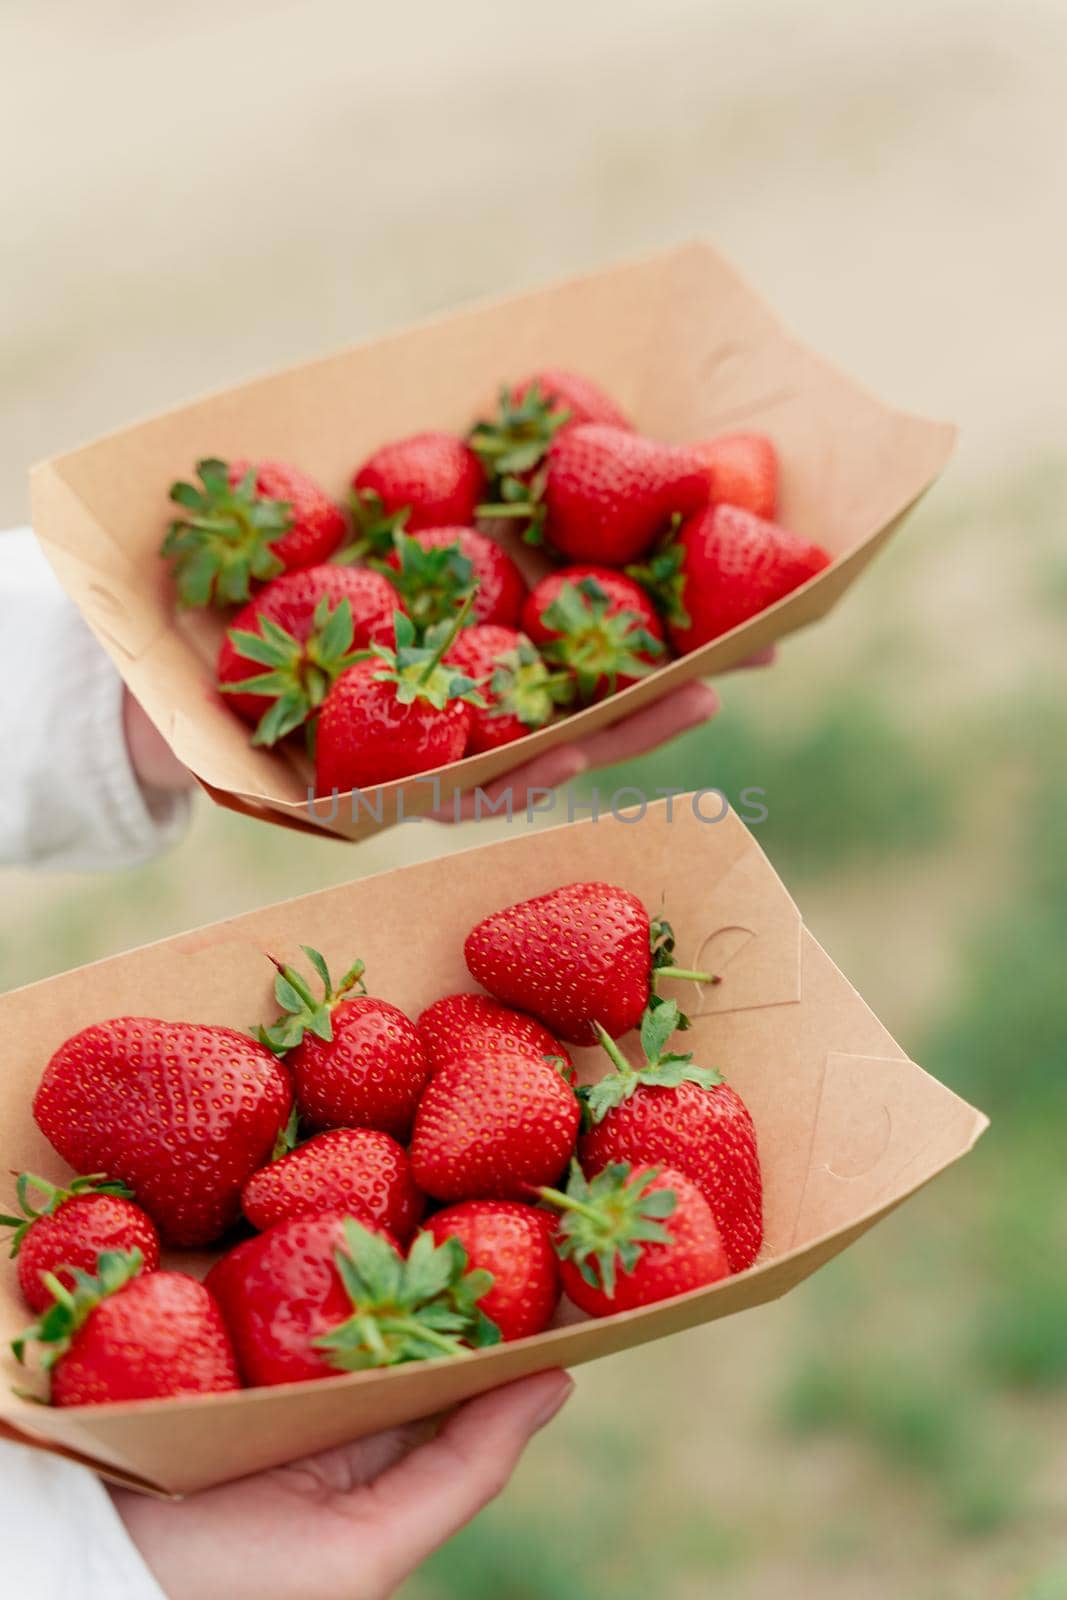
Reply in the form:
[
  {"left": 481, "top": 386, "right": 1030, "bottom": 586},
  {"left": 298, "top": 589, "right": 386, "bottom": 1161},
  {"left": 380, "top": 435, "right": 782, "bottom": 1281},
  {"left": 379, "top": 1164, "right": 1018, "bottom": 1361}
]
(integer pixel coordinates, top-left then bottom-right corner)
[{"left": 3, "top": 3, "right": 1066, "bottom": 1596}]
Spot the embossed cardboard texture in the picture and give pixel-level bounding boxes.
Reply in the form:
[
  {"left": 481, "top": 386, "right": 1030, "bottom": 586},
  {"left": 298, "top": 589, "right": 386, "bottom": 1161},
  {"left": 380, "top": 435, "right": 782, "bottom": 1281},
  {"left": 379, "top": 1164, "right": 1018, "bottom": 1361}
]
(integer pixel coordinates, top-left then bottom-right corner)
[
  {"left": 0, "top": 800, "right": 986, "bottom": 1495},
  {"left": 28, "top": 241, "right": 956, "bottom": 841}
]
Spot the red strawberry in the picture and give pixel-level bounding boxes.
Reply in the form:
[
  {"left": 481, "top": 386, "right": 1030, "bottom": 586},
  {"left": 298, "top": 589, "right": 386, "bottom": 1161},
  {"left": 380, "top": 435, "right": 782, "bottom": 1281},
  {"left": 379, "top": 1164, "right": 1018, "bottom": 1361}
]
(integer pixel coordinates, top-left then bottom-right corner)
[
  {"left": 578, "top": 1001, "right": 762, "bottom": 1272},
  {"left": 464, "top": 882, "right": 716, "bottom": 1044},
  {"left": 417, "top": 993, "right": 573, "bottom": 1077},
  {"left": 34, "top": 1020, "right": 292, "bottom": 1248},
  {"left": 482, "top": 424, "right": 709, "bottom": 566},
  {"left": 242, "top": 1127, "right": 425, "bottom": 1242},
  {"left": 13, "top": 1249, "right": 240, "bottom": 1405},
  {"left": 378, "top": 527, "right": 526, "bottom": 631},
  {"left": 351, "top": 432, "right": 485, "bottom": 543},
  {"left": 631, "top": 504, "right": 831, "bottom": 654},
  {"left": 522, "top": 567, "right": 666, "bottom": 703},
  {"left": 445, "top": 624, "right": 567, "bottom": 752},
  {"left": 314, "top": 599, "right": 482, "bottom": 795},
  {"left": 258, "top": 947, "right": 432, "bottom": 1141},
  {"left": 163, "top": 458, "right": 346, "bottom": 608},
  {"left": 410, "top": 1051, "right": 580, "bottom": 1202},
  {"left": 695, "top": 433, "right": 779, "bottom": 520},
  {"left": 217, "top": 564, "right": 399, "bottom": 745},
  {"left": 469, "top": 370, "right": 632, "bottom": 492},
  {"left": 207, "top": 1211, "right": 498, "bottom": 1386},
  {"left": 1, "top": 1173, "right": 161, "bottom": 1315},
  {"left": 512, "top": 370, "right": 632, "bottom": 432},
  {"left": 426, "top": 1201, "right": 560, "bottom": 1340},
  {"left": 541, "top": 1161, "right": 729, "bottom": 1316}
]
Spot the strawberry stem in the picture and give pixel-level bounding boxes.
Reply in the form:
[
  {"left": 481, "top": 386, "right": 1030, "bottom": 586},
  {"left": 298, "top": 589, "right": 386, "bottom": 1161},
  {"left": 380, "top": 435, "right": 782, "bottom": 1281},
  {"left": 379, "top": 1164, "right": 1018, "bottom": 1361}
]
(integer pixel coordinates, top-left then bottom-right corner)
[
  {"left": 417, "top": 590, "right": 475, "bottom": 685},
  {"left": 654, "top": 965, "right": 720, "bottom": 985},
  {"left": 592, "top": 1021, "right": 636, "bottom": 1077}
]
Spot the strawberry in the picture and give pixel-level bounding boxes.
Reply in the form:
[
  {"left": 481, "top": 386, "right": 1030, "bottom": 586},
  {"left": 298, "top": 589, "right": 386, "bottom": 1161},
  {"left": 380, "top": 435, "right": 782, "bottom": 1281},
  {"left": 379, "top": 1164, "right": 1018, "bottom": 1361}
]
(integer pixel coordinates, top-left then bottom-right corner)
[
  {"left": 163, "top": 459, "right": 346, "bottom": 608},
  {"left": 578, "top": 1001, "right": 763, "bottom": 1272},
  {"left": 630, "top": 503, "right": 831, "bottom": 654},
  {"left": 512, "top": 370, "right": 632, "bottom": 431},
  {"left": 13, "top": 1249, "right": 240, "bottom": 1405},
  {"left": 217, "top": 564, "right": 399, "bottom": 745},
  {"left": 481, "top": 424, "right": 709, "bottom": 565},
  {"left": 351, "top": 432, "right": 485, "bottom": 545},
  {"left": 695, "top": 432, "right": 779, "bottom": 520},
  {"left": 242, "top": 1127, "right": 425, "bottom": 1243},
  {"left": 522, "top": 568, "right": 666, "bottom": 703},
  {"left": 469, "top": 371, "right": 631, "bottom": 491},
  {"left": 314, "top": 600, "right": 483, "bottom": 795},
  {"left": 258, "top": 947, "right": 432, "bottom": 1141},
  {"left": 445, "top": 624, "right": 568, "bottom": 752},
  {"left": 541, "top": 1161, "right": 730, "bottom": 1316},
  {"left": 426, "top": 1201, "right": 560, "bottom": 1341},
  {"left": 464, "top": 882, "right": 716, "bottom": 1044},
  {"left": 207, "top": 1211, "right": 498, "bottom": 1386},
  {"left": 1, "top": 1173, "right": 161, "bottom": 1315},
  {"left": 34, "top": 1020, "right": 292, "bottom": 1248},
  {"left": 410, "top": 1050, "right": 580, "bottom": 1202},
  {"left": 416, "top": 993, "right": 573, "bottom": 1077},
  {"left": 377, "top": 527, "right": 526, "bottom": 632}
]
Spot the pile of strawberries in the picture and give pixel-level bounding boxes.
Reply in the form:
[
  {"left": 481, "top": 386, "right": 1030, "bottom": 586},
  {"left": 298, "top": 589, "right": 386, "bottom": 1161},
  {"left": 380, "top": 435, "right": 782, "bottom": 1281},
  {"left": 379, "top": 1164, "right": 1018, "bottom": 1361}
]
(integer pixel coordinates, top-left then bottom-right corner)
[
  {"left": 7, "top": 883, "right": 762, "bottom": 1407},
  {"left": 161, "top": 370, "right": 831, "bottom": 793}
]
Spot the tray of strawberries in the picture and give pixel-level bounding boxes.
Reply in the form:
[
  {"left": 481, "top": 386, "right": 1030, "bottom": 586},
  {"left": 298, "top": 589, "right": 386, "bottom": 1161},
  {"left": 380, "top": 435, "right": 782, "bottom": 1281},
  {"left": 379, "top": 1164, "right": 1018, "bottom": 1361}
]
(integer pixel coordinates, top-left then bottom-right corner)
[
  {"left": 30, "top": 243, "right": 956, "bottom": 840},
  {"left": 0, "top": 800, "right": 984, "bottom": 1495}
]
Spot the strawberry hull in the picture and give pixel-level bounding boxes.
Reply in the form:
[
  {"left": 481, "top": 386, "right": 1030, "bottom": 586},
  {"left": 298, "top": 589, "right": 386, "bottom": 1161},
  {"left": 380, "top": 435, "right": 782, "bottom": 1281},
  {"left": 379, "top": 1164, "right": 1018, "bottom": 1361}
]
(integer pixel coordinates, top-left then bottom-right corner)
[
  {"left": 30, "top": 241, "right": 955, "bottom": 842},
  {"left": 0, "top": 799, "right": 985, "bottom": 1496}
]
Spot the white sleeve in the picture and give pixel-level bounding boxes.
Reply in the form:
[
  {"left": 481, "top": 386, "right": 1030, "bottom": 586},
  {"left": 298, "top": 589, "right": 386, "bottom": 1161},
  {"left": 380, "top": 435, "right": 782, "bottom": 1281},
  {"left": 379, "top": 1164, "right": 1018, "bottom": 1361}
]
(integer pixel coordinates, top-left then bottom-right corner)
[
  {"left": 0, "top": 528, "right": 191, "bottom": 870},
  {"left": 0, "top": 1439, "right": 167, "bottom": 1598}
]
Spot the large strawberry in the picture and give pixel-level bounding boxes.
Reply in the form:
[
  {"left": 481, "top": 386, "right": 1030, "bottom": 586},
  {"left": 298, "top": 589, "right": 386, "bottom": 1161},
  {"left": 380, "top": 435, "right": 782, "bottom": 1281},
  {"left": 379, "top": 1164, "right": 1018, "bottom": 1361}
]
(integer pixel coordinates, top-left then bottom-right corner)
[
  {"left": 376, "top": 526, "right": 526, "bottom": 632},
  {"left": 426, "top": 1201, "right": 560, "bottom": 1341},
  {"left": 242, "top": 1127, "right": 425, "bottom": 1243},
  {"left": 631, "top": 503, "right": 831, "bottom": 654},
  {"left": 445, "top": 624, "right": 569, "bottom": 752},
  {"left": 481, "top": 424, "right": 709, "bottom": 565},
  {"left": 464, "top": 881, "right": 716, "bottom": 1044},
  {"left": 541, "top": 1161, "right": 729, "bottom": 1316},
  {"left": 34, "top": 1020, "right": 292, "bottom": 1248},
  {"left": 1, "top": 1173, "right": 160, "bottom": 1315},
  {"left": 469, "top": 371, "right": 631, "bottom": 491},
  {"left": 522, "top": 568, "right": 666, "bottom": 703},
  {"left": 695, "top": 432, "right": 779, "bottom": 520},
  {"left": 207, "top": 1211, "right": 498, "bottom": 1386},
  {"left": 410, "top": 1050, "right": 579, "bottom": 1202},
  {"left": 578, "top": 1001, "right": 763, "bottom": 1272},
  {"left": 258, "top": 947, "right": 432, "bottom": 1141},
  {"left": 350, "top": 432, "right": 485, "bottom": 545},
  {"left": 314, "top": 600, "right": 483, "bottom": 795},
  {"left": 13, "top": 1249, "right": 240, "bottom": 1405},
  {"left": 217, "top": 564, "right": 399, "bottom": 745},
  {"left": 163, "top": 459, "right": 346, "bottom": 608},
  {"left": 416, "top": 993, "right": 573, "bottom": 1077}
]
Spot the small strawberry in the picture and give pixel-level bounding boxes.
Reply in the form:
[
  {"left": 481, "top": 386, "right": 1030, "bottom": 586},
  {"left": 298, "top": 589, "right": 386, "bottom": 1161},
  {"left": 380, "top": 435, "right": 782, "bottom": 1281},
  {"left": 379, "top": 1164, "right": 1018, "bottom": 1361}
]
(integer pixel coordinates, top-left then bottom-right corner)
[
  {"left": 469, "top": 371, "right": 631, "bottom": 491},
  {"left": 242, "top": 1127, "right": 425, "bottom": 1243},
  {"left": 578, "top": 1001, "right": 763, "bottom": 1273},
  {"left": 522, "top": 568, "right": 666, "bottom": 703},
  {"left": 13, "top": 1249, "right": 240, "bottom": 1405},
  {"left": 445, "top": 624, "right": 569, "bottom": 752},
  {"left": 376, "top": 527, "right": 526, "bottom": 632},
  {"left": 258, "top": 947, "right": 432, "bottom": 1141},
  {"left": 540, "top": 1161, "right": 730, "bottom": 1316},
  {"left": 630, "top": 504, "right": 831, "bottom": 654},
  {"left": 34, "top": 1020, "right": 292, "bottom": 1248},
  {"left": 1, "top": 1173, "right": 161, "bottom": 1315},
  {"left": 217, "top": 564, "right": 398, "bottom": 745},
  {"left": 464, "top": 882, "right": 716, "bottom": 1044},
  {"left": 350, "top": 432, "right": 485, "bottom": 545},
  {"left": 163, "top": 459, "right": 346, "bottom": 608},
  {"left": 417, "top": 992, "right": 574, "bottom": 1077},
  {"left": 207, "top": 1211, "right": 498, "bottom": 1386},
  {"left": 426, "top": 1201, "right": 560, "bottom": 1341},
  {"left": 410, "top": 1050, "right": 580, "bottom": 1203},
  {"left": 314, "top": 599, "right": 483, "bottom": 795},
  {"left": 512, "top": 370, "right": 632, "bottom": 431},
  {"left": 480, "top": 424, "right": 709, "bottom": 565},
  {"left": 695, "top": 432, "right": 779, "bottom": 520}
]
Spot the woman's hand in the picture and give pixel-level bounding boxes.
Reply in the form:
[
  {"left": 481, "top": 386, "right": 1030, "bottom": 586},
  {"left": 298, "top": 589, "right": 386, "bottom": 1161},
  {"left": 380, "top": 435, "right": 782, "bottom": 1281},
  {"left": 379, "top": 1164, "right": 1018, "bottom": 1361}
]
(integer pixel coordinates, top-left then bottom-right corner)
[{"left": 112, "top": 1370, "right": 573, "bottom": 1600}]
